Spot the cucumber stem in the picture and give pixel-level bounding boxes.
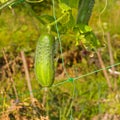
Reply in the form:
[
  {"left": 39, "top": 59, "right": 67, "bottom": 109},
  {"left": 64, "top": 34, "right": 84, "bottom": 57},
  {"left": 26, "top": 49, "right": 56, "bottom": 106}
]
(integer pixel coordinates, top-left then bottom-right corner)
[
  {"left": 42, "top": 87, "right": 49, "bottom": 118},
  {"left": 47, "top": 12, "right": 68, "bottom": 27},
  {"left": 42, "top": 87, "right": 48, "bottom": 106}
]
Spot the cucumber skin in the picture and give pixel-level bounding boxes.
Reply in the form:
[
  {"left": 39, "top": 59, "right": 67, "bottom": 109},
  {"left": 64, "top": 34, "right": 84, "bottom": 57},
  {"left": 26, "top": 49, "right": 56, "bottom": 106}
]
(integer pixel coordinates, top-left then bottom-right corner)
[{"left": 35, "top": 33, "right": 55, "bottom": 87}]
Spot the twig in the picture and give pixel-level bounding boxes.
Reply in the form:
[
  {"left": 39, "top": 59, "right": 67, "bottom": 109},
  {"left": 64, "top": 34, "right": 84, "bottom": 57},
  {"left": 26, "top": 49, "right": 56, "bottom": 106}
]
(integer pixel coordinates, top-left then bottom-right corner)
[
  {"left": 96, "top": 50, "right": 112, "bottom": 90},
  {"left": 0, "top": 0, "right": 16, "bottom": 10},
  {"left": 2, "top": 48, "right": 19, "bottom": 100},
  {"left": 108, "top": 69, "right": 120, "bottom": 75},
  {"left": 107, "top": 33, "right": 115, "bottom": 72},
  {"left": 106, "top": 32, "right": 118, "bottom": 90},
  {"left": 20, "top": 51, "right": 35, "bottom": 105},
  {"left": 25, "top": 0, "right": 43, "bottom": 3},
  {"left": 2, "top": 56, "right": 21, "bottom": 70}
]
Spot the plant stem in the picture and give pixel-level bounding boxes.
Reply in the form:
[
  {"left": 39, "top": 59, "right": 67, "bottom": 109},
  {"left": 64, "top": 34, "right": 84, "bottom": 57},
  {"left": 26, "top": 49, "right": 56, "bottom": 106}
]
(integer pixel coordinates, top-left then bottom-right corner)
[
  {"left": 0, "top": 0, "right": 15, "bottom": 10},
  {"left": 20, "top": 51, "right": 34, "bottom": 104},
  {"left": 25, "top": 0, "right": 43, "bottom": 3},
  {"left": 42, "top": 87, "right": 48, "bottom": 106},
  {"left": 48, "top": 12, "right": 68, "bottom": 27},
  {"left": 42, "top": 87, "right": 49, "bottom": 118},
  {"left": 96, "top": 50, "right": 112, "bottom": 90},
  {"left": 107, "top": 32, "right": 117, "bottom": 90}
]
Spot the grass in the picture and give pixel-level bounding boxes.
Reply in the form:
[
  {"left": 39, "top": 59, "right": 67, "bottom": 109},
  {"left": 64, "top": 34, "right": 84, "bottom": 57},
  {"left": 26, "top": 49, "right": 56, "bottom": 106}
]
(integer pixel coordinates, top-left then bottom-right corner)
[{"left": 1, "top": 67, "right": 119, "bottom": 119}]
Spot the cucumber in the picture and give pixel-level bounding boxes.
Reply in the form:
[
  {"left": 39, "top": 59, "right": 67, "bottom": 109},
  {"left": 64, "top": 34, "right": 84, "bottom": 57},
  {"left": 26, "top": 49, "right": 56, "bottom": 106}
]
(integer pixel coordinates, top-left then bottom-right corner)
[
  {"left": 35, "top": 33, "right": 55, "bottom": 87},
  {"left": 77, "top": 0, "right": 95, "bottom": 24}
]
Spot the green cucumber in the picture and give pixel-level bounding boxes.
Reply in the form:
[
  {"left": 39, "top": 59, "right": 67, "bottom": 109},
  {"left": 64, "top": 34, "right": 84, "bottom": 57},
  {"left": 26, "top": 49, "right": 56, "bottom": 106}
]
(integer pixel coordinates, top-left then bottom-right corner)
[
  {"left": 35, "top": 33, "right": 55, "bottom": 87},
  {"left": 77, "top": 0, "right": 95, "bottom": 24}
]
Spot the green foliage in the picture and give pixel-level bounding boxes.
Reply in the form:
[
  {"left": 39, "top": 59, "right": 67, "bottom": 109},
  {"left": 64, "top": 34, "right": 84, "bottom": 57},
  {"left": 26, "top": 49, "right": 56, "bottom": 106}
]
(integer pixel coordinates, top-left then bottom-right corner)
[
  {"left": 0, "top": 6, "right": 39, "bottom": 53},
  {"left": 0, "top": 0, "right": 99, "bottom": 53},
  {"left": 59, "top": 2, "right": 71, "bottom": 13},
  {"left": 74, "top": 24, "right": 101, "bottom": 50},
  {"left": 59, "top": 0, "right": 79, "bottom": 8}
]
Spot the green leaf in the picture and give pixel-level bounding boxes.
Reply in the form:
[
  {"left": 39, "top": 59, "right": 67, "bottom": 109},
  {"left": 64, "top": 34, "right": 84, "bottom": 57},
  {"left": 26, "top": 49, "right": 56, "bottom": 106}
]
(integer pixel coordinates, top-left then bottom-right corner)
[
  {"left": 84, "top": 25, "right": 92, "bottom": 32},
  {"left": 85, "top": 31, "right": 101, "bottom": 50},
  {"left": 39, "top": 14, "right": 55, "bottom": 24},
  {"left": 64, "top": 12, "right": 75, "bottom": 28},
  {"left": 74, "top": 24, "right": 101, "bottom": 50},
  {"left": 59, "top": 0, "right": 79, "bottom": 8},
  {"left": 74, "top": 24, "right": 92, "bottom": 34},
  {"left": 59, "top": 3, "right": 71, "bottom": 13}
]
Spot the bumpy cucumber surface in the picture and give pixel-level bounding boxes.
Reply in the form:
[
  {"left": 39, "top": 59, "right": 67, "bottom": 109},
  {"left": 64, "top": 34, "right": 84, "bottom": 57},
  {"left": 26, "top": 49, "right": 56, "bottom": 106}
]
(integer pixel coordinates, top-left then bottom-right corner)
[{"left": 35, "top": 33, "right": 55, "bottom": 87}]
